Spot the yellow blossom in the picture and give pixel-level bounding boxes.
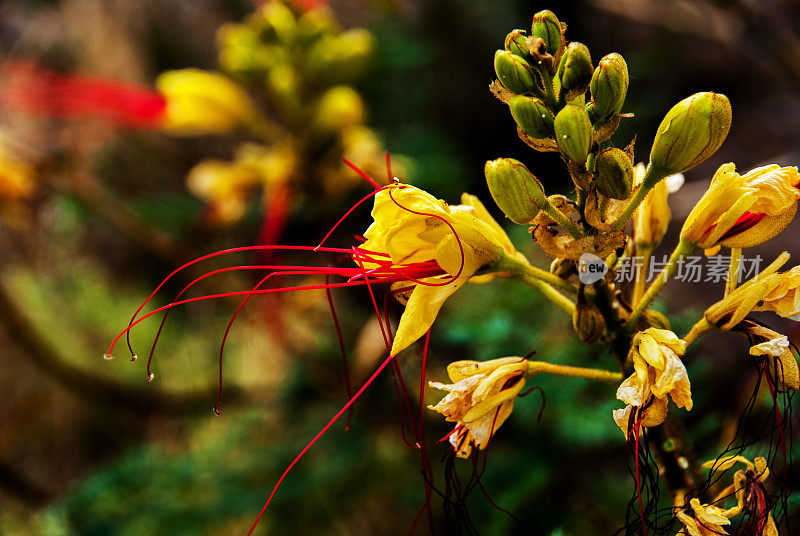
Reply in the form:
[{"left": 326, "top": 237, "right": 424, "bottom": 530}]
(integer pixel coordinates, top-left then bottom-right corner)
[
  {"left": 360, "top": 184, "right": 528, "bottom": 356},
  {"left": 186, "top": 160, "right": 260, "bottom": 223},
  {"left": 0, "top": 145, "right": 36, "bottom": 203},
  {"left": 681, "top": 163, "right": 800, "bottom": 249},
  {"left": 676, "top": 498, "right": 732, "bottom": 536},
  {"left": 428, "top": 357, "right": 527, "bottom": 458},
  {"left": 156, "top": 69, "right": 259, "bottom": 135},
  {"left": 613, "top": 328, "right": 692, "bottom": 435},
  {"left": 705, "top": 252, "right": 800, "bottom": 328}
]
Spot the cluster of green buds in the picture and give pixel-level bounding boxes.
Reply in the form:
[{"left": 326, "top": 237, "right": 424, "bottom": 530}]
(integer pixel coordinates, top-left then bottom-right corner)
[
  {"left": 486, "top": 9, "right": 732, "bottom": 340},
  {"left": 187, "top": 0, "right": 388, "bottom": 224}
]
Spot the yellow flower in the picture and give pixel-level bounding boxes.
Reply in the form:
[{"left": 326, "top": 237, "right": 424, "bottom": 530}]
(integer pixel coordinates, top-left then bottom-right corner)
[
  {"left": 633, "top": 163, "right": 684, "bottom": 248},
  {"left": 155, "top": 69, "right": 259, "bottom": 135},
  {"left": 428, "top": 357, "right": 527, "bottom": 458},
  {"left": 186, "top": 160, "right": 260, "bottom": 224},
  {"left": 0, "top": 145, "right": 36, "bottom": 203},
  {"left": 677, "top": 456, "right": 779, "bottom": 536},
  {"left": 743, "top": 323, "right": 799, "bottom": 391},
  {"left": 681, "top": 163, "right": 800, "bottom": 249},
  {"left": 705, "top": 252, "right": 800, "bottom": 328},
  {"left": 359, "top": 184, "right": 527, "bottom": 356},
  {"left": 613, "top": 328, "right": 692, "bottom": 435}
]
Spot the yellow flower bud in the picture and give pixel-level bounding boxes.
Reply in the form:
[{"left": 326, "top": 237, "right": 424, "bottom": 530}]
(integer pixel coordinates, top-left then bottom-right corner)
[
  {"left": 588, "top": 53, "right": 628, "bottom": 123},
  {"left": 556, "top": 42, "right": 593, "bottom": 103},
  {"left": 572, "top": 291, "right": 605, "bottom": 343},
  {"left": 156, "top": 69, "right": 258, "bottom": 135},
  {"left": 315, "top": 86, "right": 365, "bottom": 132},
  {"left": 494, "top": 50, "right": 538, "bottom": 95},
  {"left": 633, "top": 164, "right": 683, "bottom": 248},
  {"left": 554, "top": 104, "right": 593, "bottom": 164},
  {"left": 509, "top": 95, "right": 554, "bottom": 139},
  {"left": 186, "top": 160, "right": 260, "bottom": 223},
  {"left": 649, "top": 92, "right": 732, "bottom": 177},
  {"left": 254, "top": 0, "right": 297, "bottom": 44},
  {"left": 595, "top": 147, "right": 634, "bottom": 200},
  {"left": 484, "top": 158, "right": 546, "bottom": 224},
  {"left": 307, "top": 29, "right": 374, "bottom": 82},
  {"left": 0, "top": 146, "right": 36, "bottom": 202}
]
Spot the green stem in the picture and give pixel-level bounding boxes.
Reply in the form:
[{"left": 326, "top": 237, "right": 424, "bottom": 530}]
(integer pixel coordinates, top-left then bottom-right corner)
[
  {"left": 624, "top": 239, "right": 698, "bottom": 330},
  {"left": 519, "top": 275, "right": 576, "bottom": 315},
  {"left": 683, "top": 318, "right": 713, "bottom": 347},
  {"left": 498, "top": 254, "right": 578, "bottom": 294},
  {"left": 526, "top": 360, "right": 623, "bottom": 383},
  {"left": 538, "top": 68, "right": 559, "bottom": 110},
  {"left": 542, "top": 200, "right": 583, "bottom": 239},
  {"left": 725, "top": 247, "right": 743, "bottom": 296},
  {"left": 611, "top": 165, "right": 668, "bottom": 230}
]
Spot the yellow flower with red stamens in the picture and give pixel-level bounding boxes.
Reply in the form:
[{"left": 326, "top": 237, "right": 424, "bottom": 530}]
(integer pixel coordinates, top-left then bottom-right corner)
[
  {"left": 681, "top": 163, "right": 800, "bottom": 249},
  {"left": 613, "top": 328, "right": 692, "bottom": 435},
  {"left": 358, "top": 184, "right": 528, "bottom": 356},
  {"left": 428, "top": 357, "right": 527, "bottom": 458}
]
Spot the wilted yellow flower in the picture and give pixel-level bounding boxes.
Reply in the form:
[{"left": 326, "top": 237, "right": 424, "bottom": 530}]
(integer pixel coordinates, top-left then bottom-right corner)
[
  {"left": 681, "top": 163, "right": 800, "bottom": 249},
  {"left": 359, "top": 184, "right": 527, "bottom": 356},
  {"left": 428, "top": 357, "right": 527, "bottom": 458},
  {"left": 156, "top": 69, "right": 259, "bottom": 135},
  {"left": 705, "top": 252, "right": 800, "bottom": 328},
  {"left": 743, "top": 324, "right": 799, "bottom": 390},
  {"left": 613, "top": 328, "right": 692, "bottom": 435},
  {"left": 633, "top": 163, "right": 684, "bottom": 248},
  {"left": 676, "top": 498, "right": 732, "bottom": 536}
]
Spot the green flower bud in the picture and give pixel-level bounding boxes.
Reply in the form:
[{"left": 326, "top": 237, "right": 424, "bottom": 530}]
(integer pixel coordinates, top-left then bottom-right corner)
[
  {"left": 505, "top": 30, "right": 529, "bottom": 57},
  {"left": 509, "top": 95, "right": 555, "bottom": 139},
  {"left": 494, "top": 50, "right": 537, "bottom": 95},
  {"left": 573, "top": 291, "right": 605, "bottom": 343},
  {"left": 307, "top": 29, "right": 374, "bottom": 83},
  {"left": 554, "top": 104, "right": 593, "bottom": 164},
  {"left": 532, "top": 10, "right": 561, "bottom": 56},
  {"left": 588, "top": 53, "right": 629, "bottom": 123},
  {"left": 649, "top": 92, "right": 732, "bottom": 177},
  {"left": 557, "top": 42, "right": 593, "bottom": 102},
  {"left": 253, "top": 1, "right": 297, "bottom": 44},
  {"left": 484, "top": 158, "right": 546, "bottom": 224},
  {"left": 595, "top": 147, "right": 634, "bottom": 200}
]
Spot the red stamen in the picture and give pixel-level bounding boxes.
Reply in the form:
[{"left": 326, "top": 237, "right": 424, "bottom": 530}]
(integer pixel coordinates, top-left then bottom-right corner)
[
  {"left": 343, "top": 158, "right": 381, "bottom": 190},
  {"left": 315, "top": 186, "right": 389, "bottom": 249},
  {"left": 385, "top": 151, "right": 394, "bottom": 183},
  {"left": 325, "top": 275, "right": 353, "bottom": 431},
  {"left": 1, "top": 61, "right": 166, "bottom": 129}
]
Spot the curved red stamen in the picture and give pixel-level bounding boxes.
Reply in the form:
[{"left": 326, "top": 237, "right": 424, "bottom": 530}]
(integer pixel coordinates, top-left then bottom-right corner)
[
  {"left": 316, "top": 186, "right": 390, "bottom": 249},
  {"left": 1, "top": 61, "right": 166, "bottom": 129},
  {"left": 343, "top": 158, "right": 381, "bottom": 190}
]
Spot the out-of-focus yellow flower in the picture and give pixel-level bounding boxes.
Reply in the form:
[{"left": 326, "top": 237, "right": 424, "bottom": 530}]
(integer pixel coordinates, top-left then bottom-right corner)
[
  {"left": 156, "top": 69, "right": 259, "bottom": 135},
  {"left": 315, "top": 86, "right": 364, "bottom": 132},
  {"left": 633, "top": 163, "right": 684, "bottom": 248},
  {"left": 613, "top": 328, "right": 691, "bottom": 435},
  {"left": 677, "top": 456, "right": 779, "bottom": 536},
  {"left": 359, "top": 185, "right": 527, "bottom": 356},
  {"left": 705, "top": 252, "right": 800, "bottom": 328},
  {"left": 428, "top": 357, "right": 527, "bottom": 458},
  {"left": 0, "top": 146, "right": 36, "bottom": 202},
  {"left": 186, "top": 160, "right": 260, "bottom": 224},
  {"left": 744, "top": 324, "right": 799, "bottom": 390},
  {"left": 681, "top": 163, "right": 800, "bottom": 249}
]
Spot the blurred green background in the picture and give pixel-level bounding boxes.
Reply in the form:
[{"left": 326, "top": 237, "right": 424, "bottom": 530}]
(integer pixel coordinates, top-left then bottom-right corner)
[{"left": 1, "top": 0, "right": 799, "bottom": 534}]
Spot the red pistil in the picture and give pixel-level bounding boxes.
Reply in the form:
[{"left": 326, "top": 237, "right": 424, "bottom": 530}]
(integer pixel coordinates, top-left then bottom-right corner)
[
  {"left": 715, "top": 211, "right": 767, "bottom": 242},
  {"left": 0, "top": 61, "right": 166, "bottom": 128}
]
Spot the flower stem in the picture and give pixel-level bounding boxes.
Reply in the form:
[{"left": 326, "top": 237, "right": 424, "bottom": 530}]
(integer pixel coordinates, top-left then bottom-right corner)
[
  {"left": 625, "top": 239, "right": 697, "bottom": 329},
  {"left": 632, "top": 244, "right": 653, "bottom": 304},
  {"left": 538, "top": 67, "right": 559, "bottom": 110},
  {"left": 682, "top": 318, "right": 713, "bottom": 347},
  {"left": 525, "top": 360, "right": 623, "bottom": 383},
  {"left": 724, "top": 247, "right": 742, "bottom": 296},
  {"left": 611, "top": 165, "right": 667, "bottom": 230},
  {"left": 542, "top": 200, "right": 583, "bottom": 239},
  {"left": 520, "top": 276, "right": 576, "bottom": 315}
]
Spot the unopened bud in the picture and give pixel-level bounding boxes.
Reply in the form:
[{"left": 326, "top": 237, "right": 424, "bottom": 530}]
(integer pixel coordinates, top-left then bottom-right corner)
[
  {"left": 649, "top": 92, "right": 732, "bottom": 177},
  {"left": 643, "top": 309, "right": 671, "bottom": 331},
  {"left": 255, "top": 1, "right": 297, "bottom": 44},
  {"left": 307, "top": 29, "right": 374, "bottom": 82},
  {"left": 588, "top": 53, "right": 628, "bottom": 123},
  {"left": 554, "top": 104, "right": 593, "bottom": 164},
  {"left": 573, "top": 291, "right": 605, "bottom": 343},
  {"left": 532, "top": 10, "right": 561, "bottom": 56},
  {"left": 505, "top": 30, "right": 529, "bottom": 57},
  {"left": 550, "top": 258, "right": 576, "bottom": 278},
  {"left": 494, "top": 50, "right": 537, "bottom": 95},
  {"left": 595, "top": 148, "right": 634, "bottom": 200},
  {"left": 484, "top": 158, "right": 546, "bottom": 224},
  {"left": 509, "top": 95, "right": 554, "bottom": 139},
  {"left": 315, "top": 86, "right": 364, "bottom": 132},
  {"left": 557, "top": 42, "right": 593, "bottom": 102}
]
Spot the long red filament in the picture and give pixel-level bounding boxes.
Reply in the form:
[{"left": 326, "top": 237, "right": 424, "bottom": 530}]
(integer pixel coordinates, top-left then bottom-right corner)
[
  {"left": 1, "top": 61, "right": 166, "bottom": 128},
  {"left": 342, "top": 158, "right": 381, "bottom": 190},
  {"left": 324, "top": 275, "right": 353, "bottom": 430}
]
